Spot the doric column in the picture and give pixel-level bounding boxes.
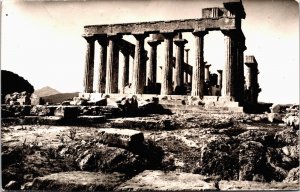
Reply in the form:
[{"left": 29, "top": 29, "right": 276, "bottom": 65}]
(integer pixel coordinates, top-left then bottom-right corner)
[
  {"left": 245, "top": 55, "right": 260, "bottom": 104},
  {"left": 184, "top": 48, "right": 190, "bottom": 84},
  {"left": 105, "top": 35, "right": 120, "bottom": 94},
  {"left": 217, "top": 69, "right": 223, "bottom": 89},
  {"left": 205, "top": 64, "right": 211, "bottom": 83},
  {"left": 147, "top": 40, "right": 162, "bottom": 87},
  {"left": 221, "top": 30, "right": 237, "bottom": 99},
  {"left": 173, "top": 39, "right": 187, "bottom": 93},
  {"left": 191, "top": 31, "right": 207, "bottom": 97},
  {"left": 119, "top": 49, "right": 130, "bottom": 93},
  {"left": 96, "top": 37, "right": 107, "bottom": 93},
  {"left": 161, "top": 33, "right": 175, "bottom": 95},
  {"left": 236, "top": 38, "right": 246, "bottom": 103},
  {"left": 83, "top": 36, "right": 95, "bottom": 93},
  {"left": 132, "top": 34, "right": 147, "bottom": 94}
]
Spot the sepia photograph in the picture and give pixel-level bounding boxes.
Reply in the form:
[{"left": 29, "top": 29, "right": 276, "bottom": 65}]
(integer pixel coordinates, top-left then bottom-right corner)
[{"left": 1, "top": 0, "right": 299, "bottom": 191}]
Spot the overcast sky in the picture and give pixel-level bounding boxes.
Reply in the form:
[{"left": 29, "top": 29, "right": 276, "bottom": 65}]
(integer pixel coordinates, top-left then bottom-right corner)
[{"left": 1, "top": 0, "right": 299, "bottom": 104}]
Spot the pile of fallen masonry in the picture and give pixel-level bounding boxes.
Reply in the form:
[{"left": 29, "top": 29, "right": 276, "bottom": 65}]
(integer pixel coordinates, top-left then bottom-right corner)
[{"left": 1, "top": 92, "right": 299, "bottom": 191}]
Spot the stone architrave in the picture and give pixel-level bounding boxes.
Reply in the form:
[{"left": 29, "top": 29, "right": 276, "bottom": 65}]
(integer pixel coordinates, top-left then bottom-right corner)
[
  {"left": 161, "top": 33, "right": 175, "bottom": 95},
  {"left": 97, "top": 37, "right": 108, "bottom": 93},
  {"left": 191, "top": 31, "right": 207, "bottom": 97},
  {"left": 119, "top": 49, "right": 130, "bottom": 94},
  {"left": 184, "top": 48, "right": 190, "bottom": 84},
  {"left": 173, "top": 39, "right": 187, "bottom": 93},
  {"left": 83, "top": 36, "right": 95, "bottom": 93},
  {"left": 105, "top": 35, "right": 120, "bottom": 94},
  {"left": 221, "top": 30, "right": 237, "bottom": 99},
  {"left": 132, "top": 34, "right": 147, "bottom": 94},
  {"left": 147, "top": 40, "right": 162, "bottom": 87}
]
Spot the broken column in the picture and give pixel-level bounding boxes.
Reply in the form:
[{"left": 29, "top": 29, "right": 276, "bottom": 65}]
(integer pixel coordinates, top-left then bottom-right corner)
[
  {"left": 161, "top": 33, "right": 175, "bottom": 95},
  {"left": 221, "top": 30, "right": 237, "bottom": 99},
  {"left": 105, "top": 35, "right": 120, "bottom": 94},
  {"left": 205, "top": 64, "right": 211, "bottom": 83},
  {"left": 217, "top": 69, "right": 223, "bottom": 90},
  {"left": 83, "top": 36, "right": 95, "bottom": 93},
  {"left": 191, "top": 31, "right": 207, "bottom": 97},
  {"left": 245, "top": 55, "right": 260, "bottom": 104},
  {"left": 132, "top": 34, "right": 147, "bottom": 94},
  {"left": 96, "top": 37, "right": 107, "bottom": 93},
  {"left": 184, "top": 48, "right": 190, "bottom": 84},
  {"left": 173, "top": 38, "right": 187, "bottom": 94}
]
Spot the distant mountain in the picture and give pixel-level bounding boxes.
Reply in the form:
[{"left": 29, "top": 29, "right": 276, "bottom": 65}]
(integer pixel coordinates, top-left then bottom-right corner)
[
  {"left": 42, "top": 92, "right": 79, "bottom": 104},
  {"left": 34, "top": 86, "right": 60, "bottom": 97}
]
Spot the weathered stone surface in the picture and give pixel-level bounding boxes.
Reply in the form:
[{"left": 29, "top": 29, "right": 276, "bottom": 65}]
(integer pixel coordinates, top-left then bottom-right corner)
[
  {"left": 54, "top": 106, "right": 79, "bottom": 118},
  {"left": 194, "top": 134, "right": 239, "bottom": 180},
  {"left": 270, "top": 103, "right": 281, "bottom": 113},
  {"left": 267, "top": 112, "right": 283, "bottom": 123},
  {"left": 219, "top": 180, "right": 299, "bottom": 191},
  {"left": 274, "top": 128, "right": 298, "bottom": 146},
  {"left": 115, "top": 170, "right": 218, "bottom": 191},
  {"left": 238, "top": 141, "right": 265, "bottom": 181},
  {"left": 282, "top": 145, "right": 299, "bottom": 160},
  {"left": 30, "top": 105, "right": 52, "bottom": 116},
  {"left": 87, "top": 98, "right": 107, "bottom": 106},
  {"left": 97, "top": 128, "right": 144, "bottom": 149},
  {"left": 237, "top": 130, "right": 274, "bottom": 146},
  {"left": 31, "top": 171, "right": 127, "bottom": 191},
  {"left": 284, "top": 167, "right": 300, "bottom": 183}
]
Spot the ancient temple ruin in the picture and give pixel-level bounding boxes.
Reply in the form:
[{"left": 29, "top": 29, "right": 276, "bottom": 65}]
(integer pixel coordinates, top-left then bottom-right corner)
[{"left": 80, "top": 0, "right": 260, "bottom": 111}]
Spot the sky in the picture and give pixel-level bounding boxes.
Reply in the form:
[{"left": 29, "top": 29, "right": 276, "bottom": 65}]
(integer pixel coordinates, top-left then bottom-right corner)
[{"left": 1, "top": 0, "right": 299, "bottom": 104}]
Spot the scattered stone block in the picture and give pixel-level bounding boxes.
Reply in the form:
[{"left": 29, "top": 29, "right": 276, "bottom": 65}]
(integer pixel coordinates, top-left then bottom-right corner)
[
  {"left": 268, "top": 113, "right": 283, "bottom": 123},
  {"left": 97, "top": 128, "right": 144, "bottom": 149},
  {"left": 54, "top": 106, "right": 79, "bottom": 118},
  {"left": 115, "top": 170, "right": 217, "bottom": 191},
  {"left": 284, "top": 167, "right": 300, "bottom": 183},
  {"left": 30, "top": 105, "right": 52, "bottom": 116},
  {"left": 31, "top": 171, "right": 127, "bottom": 191}
]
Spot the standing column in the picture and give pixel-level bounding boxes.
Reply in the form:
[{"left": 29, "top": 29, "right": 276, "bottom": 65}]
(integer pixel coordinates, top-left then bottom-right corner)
[
  {"left": 119, "top": 49, "right": 130, "bottom": 93},
  {"left": 147, "top": 40, "right": 162, "bottom": 88},
  {"left": 132, "top": 34, "right": 147, "bottom": 94},
  {"left": 173, "top": 39, "right": 187, "bottom": 93},
  {"left": 161, "top": 33, "right": 175, "bottom": 95},
  {"left": 191, "top": 31, "right": 207, "bottom": 97},
  {"left": 96, "top": 37, "right": 107, "bottom": 93},
  {"left": 245, "top": 56, "right": 260, "bottom": 104},
  {"left": 236, "top": 39, "right": 246, "bottom": 103},
  {"left": 83, "top": 36, "right": 95, "bottom": 93},
  {"left": 205, "top": 64, "right": 211, "bottom": 83},
  {"left": 217, "top": 69, "right": 223, "bottom": 96},
  {"left": 221, "top": 30, "right": 237, "bottom": 99},
  {"left": 184, "top": 48, "right": 190, "bottom": 84},
  {"left": 105, "top": 35, "right": 120, "bottom": 94}
]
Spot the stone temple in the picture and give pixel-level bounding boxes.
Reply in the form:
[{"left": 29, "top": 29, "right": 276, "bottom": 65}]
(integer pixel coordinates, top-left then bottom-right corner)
[{"left": 80, "top": 0, "right": 261, "bottom": 112}]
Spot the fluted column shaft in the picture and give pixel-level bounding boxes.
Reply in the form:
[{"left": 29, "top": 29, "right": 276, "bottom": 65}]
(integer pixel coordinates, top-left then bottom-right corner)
[
  {"left": 222, "top": 30, "right": 237, "bottom": 98},
  {"left": 191, "top": 31, "right": 207, "bottom": 97},
  {"left": 147, "top": 40, "right": 161, "bottom": 87},
  {"left": 205, "top": 64, "right": 211, "bottom": 83},
  {"left": 236, "top": 41, "right": 246, "bottom": 103},
  {"left": 132, "top": 34, "right": 147, "bottom": 94},
  {"left": 119, "top": 50, "right": 130, "bottom": 93},
  {"left": 161, "top": 33, "right": 174, "bottom": 95},
  {"left": 173, "top": 39, "right": 187, "bottom": 92},
  {"left": 83, "top": 36, "right": 95, "bottom": 93},
  {"left": 105, "top": 35, "right": 120, "bottom": 94},
  {"left": 97, "top": 38, "right": 107, "bottom": 93},
  {"left": 184, "top": 49, "right": 190, "bottom": 84}
]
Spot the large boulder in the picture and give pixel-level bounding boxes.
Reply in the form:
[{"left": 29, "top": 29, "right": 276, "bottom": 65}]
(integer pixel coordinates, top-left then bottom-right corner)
[
  {"left": 54, "top": 106, "right": 79, "bottom": 119},
  {"left": 238, "top": 141, "right": 265, "bottom": 181},
  {"left": 284, "top": 167, "right": 300, "bottom": 183},
  {"left": 274, "top": 128, "right": 298, "bottom": 146},
  {"left": 237, "top": 130, "right": 274, "bottom": 146}
]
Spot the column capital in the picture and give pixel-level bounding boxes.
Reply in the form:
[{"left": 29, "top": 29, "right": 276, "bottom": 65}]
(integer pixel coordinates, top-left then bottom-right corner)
[
  {"left": 193, "top": 30, "right": 208, "bottom": 37},
  {"left": 205, "top": 64, "right": 211, "bottom": 68},
  {"left": 96, "top": 37, "right": 108, "bottom": 46},
  {"left": 184, "top": 48, "right": 190, "bottom": 52},
  {"left": 147, "top": 39, "right": 163, "bottom": 47},
  {"left": 221, "top": 29, "right": 237, "bottom": 37},
  {"left": 174, "top": 39, "right": 188, "bottom": 46},
  {"left": 161, "top": 32, "right": 176, "bottom": 39},
  {"left": 217, "top": 69, "right": 223, "bottom": 74},
  {"left": 82, "top": 35, "right": 96, "bottom": 43},
  {"left": 133, "top": 33, "right": 148, "bottom": 40}
]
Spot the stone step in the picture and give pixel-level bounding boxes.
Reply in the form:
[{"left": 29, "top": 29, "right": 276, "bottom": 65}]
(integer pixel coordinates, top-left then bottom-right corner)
[
  {"left": 115, "top": 170, "right": 217, "bottom": 191},
  {"left": 160, "top": 104, "right": 244, "bottom": 113},
  {"left": 30, "top": 171, "right": 127, "bottom": 191}
]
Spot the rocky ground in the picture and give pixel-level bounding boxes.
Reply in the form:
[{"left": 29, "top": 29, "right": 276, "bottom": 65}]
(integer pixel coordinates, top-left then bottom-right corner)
[{"left": 2, "top": 111, "right": 299, "bottom": 191}]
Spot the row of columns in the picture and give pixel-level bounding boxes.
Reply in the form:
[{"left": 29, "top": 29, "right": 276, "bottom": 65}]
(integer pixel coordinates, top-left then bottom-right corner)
[{"left": 83, "top": 29, "right": 246, "bottom": 100}]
